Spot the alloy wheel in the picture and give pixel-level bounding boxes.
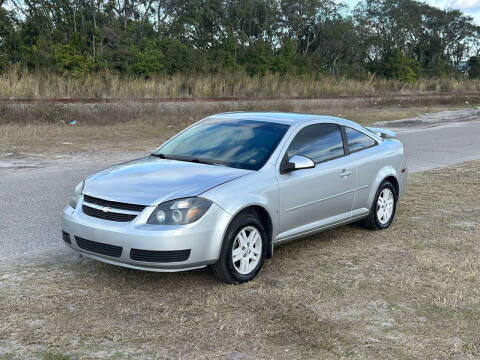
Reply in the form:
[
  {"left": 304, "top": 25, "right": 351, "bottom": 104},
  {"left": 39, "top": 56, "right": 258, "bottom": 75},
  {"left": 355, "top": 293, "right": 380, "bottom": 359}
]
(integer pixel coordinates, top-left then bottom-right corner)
[
  {"left": 376, "top": 188, "right": 394, "bottom": 225},
  {"left": 232, "top": 226, "right": 262, "bottom": 275}
]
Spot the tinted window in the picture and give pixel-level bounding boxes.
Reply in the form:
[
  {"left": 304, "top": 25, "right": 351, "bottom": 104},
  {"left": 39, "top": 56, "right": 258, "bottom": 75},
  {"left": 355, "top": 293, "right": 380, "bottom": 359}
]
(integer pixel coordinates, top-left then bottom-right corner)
[
  {"left": 154, "top": 118, "right": 289, "bottom": 170},
  {"left": 287, "top": 123, "right": 344, "bottom": 163},
  {"left": 345, "top": 127, "right": 376, "bottom": 152}
]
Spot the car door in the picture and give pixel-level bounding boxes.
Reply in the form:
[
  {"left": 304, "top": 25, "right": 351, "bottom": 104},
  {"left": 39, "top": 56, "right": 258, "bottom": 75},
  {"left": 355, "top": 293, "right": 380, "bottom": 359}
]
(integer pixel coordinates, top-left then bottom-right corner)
[
  {"left": 276, "top": 122, "right": 356, "bottom": 241},
  {"left": 343, "top": 126, "right": 380, "bottom": 216}
]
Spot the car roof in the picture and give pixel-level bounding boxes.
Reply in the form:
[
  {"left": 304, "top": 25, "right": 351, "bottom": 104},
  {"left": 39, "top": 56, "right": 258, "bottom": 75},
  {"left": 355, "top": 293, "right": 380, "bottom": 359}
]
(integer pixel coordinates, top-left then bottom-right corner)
[{"left": 208, "top": 111, "right": 359, "bottom": 128}]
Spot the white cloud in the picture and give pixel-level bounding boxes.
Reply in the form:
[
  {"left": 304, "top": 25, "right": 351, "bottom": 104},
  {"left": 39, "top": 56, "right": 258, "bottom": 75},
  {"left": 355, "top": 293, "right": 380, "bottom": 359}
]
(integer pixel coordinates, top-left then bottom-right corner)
[
  {"left": 446, "top": 0, "right": 480, "bottom": 12},
  {"left": 344, "top": 0, "right": 480, "bottom": 23},
  {"left": 434, "top": 0, "right": 480, "bottom": 12},
  {"left": 423, "top": 0, "right": 480, "bottom": 22}
]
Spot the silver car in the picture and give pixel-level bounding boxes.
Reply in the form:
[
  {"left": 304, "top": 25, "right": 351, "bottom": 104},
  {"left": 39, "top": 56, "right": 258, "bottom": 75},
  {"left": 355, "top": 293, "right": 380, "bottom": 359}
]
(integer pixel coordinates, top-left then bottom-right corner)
[{"left": 62, "top": 112, "right": 407, "bottom": 283}]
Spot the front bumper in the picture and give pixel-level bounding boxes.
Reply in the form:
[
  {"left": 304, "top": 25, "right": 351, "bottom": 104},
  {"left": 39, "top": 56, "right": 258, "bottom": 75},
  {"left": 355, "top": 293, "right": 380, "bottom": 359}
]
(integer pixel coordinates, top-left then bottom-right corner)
[{"left": 61, "top": 199, "right": 232, "bottom": 272}]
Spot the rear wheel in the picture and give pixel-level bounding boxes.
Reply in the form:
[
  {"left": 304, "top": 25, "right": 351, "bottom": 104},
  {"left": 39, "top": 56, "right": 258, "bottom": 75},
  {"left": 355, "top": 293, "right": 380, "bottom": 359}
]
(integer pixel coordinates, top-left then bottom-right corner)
[
  {"left": 211, "top": 212, "right": 266, "bottom": 283},
  {"left": 362, "top": 180, "right": 397, "bottom": 230}
]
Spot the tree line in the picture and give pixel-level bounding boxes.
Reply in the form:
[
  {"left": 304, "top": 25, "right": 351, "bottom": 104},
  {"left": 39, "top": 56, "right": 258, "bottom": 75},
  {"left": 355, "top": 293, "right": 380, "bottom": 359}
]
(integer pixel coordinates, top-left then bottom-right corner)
[{"left": 1, "top": 0, "right": 480, "bottom": 81}]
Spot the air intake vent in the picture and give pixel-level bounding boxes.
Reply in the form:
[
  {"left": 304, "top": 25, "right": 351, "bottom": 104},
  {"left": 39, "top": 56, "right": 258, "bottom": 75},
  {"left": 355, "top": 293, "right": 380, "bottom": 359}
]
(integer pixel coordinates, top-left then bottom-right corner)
[
  {"left": 62, "top": 230, "right": 71, "bottom": 244},
  {"left": 75, "top": 236, "right": 123, "bottom": 258},
  {"left": 130, "top": 249, "right": 191, "bottom": 263}
]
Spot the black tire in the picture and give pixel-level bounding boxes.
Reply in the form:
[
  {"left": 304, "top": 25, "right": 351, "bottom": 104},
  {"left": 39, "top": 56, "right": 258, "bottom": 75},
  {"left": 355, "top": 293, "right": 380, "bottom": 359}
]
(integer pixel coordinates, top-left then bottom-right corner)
[
  {"left": 362, "top": 180, "right": 397, "bottom": 230},
  {"left": 211, "top": 212, "right": 267, "bottom": 283}
]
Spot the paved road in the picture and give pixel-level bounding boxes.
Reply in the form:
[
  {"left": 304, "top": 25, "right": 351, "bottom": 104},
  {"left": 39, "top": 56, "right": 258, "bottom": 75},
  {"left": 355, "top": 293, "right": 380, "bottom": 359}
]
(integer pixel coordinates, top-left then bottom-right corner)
[
  {"left": 1, "top": 121, "right": 479, "bottom": 260},
  {"left": 395, "top": 121, "right": 480, "bottom": 172}
]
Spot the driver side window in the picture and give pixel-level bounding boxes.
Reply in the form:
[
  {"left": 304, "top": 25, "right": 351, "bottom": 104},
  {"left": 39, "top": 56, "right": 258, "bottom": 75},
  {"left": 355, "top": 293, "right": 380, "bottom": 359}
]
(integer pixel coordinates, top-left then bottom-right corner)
[{"left": 287, "top": 123, "right": 345, "bottom": 163}]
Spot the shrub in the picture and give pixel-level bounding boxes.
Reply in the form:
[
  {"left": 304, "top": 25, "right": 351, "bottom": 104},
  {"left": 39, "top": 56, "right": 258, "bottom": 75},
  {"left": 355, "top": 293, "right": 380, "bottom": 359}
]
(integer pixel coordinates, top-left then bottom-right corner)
[
  {"left": 243, "top": 40, "right": 274, "bottom": 76},
  {"left": 213, "top": 32, "right": 239, "bottom": 72},
  {"left": 467, "top": 56, "right": 480, "bottom": 78},
  {"left": 130, "top": 44, "right": 165, "bottom": 77},
  {"left": 272, "top": 39, "right": 296, "bottom": 74},
  {"left": 54, "top": 43, "right": 94, "bottom": 77},
  {"left": 159, "top": 38, "right": 199, "bottom": 74},
  {"left": 382, "top": 49, "right": 419, "bottom": 83}
]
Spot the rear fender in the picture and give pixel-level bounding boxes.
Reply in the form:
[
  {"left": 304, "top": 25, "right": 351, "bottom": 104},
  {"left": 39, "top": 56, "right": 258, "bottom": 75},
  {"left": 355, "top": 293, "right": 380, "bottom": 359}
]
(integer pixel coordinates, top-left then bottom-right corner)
[{"left": 367, "top": 166, "right": 398, "bottom": 208}]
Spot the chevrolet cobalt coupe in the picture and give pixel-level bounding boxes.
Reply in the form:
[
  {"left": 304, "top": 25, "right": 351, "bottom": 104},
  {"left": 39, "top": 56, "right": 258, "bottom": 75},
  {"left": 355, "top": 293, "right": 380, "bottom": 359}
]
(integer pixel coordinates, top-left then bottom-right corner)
[{"left": 62, "top": 112, "right": 407, "bottom": 283}]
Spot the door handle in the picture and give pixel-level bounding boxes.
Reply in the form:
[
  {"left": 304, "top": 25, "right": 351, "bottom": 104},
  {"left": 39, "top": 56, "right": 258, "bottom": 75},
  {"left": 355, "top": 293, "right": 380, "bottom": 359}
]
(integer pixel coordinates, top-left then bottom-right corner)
[{"left": 339, "top": 169, "right": 352, "bottom": 178}]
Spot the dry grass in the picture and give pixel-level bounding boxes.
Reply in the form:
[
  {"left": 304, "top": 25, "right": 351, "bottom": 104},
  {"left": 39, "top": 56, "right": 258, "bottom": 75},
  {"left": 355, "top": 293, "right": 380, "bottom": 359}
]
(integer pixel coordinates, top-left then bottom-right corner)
[
  {"left": 0, "top": 101, "right": 469, "bottom": 154},
  {"left": 2, "top": 67, "right": 480, "bottom": 99},
  {"left": 0, "top": 161, "right": 479, "bottom": 359}
]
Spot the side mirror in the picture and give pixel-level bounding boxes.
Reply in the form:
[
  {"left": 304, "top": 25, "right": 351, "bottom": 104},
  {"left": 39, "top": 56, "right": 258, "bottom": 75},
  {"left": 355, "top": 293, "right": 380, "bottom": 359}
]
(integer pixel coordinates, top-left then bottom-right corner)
[{"left": 280, "top": 155, "right": 315, "bottom": 174}]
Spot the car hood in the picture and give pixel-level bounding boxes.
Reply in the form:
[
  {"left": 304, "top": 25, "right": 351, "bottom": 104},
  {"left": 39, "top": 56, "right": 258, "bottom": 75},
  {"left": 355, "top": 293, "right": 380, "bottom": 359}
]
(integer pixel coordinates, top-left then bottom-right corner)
[{"left": 83, "top": 156, "right": 252, "bottom": 206}]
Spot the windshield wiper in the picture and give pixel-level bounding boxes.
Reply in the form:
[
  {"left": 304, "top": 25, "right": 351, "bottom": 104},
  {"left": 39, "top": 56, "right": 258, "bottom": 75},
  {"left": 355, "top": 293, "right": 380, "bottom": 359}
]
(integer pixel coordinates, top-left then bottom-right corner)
[
  {"left": 189, "top": 158, "right": 226, "bottom": 167},
  {"left": 151, "top": 153, "right": 225, "bottom": 166},
  {"left": 151, "top": 153, "right": 169, "bottom": 159}
]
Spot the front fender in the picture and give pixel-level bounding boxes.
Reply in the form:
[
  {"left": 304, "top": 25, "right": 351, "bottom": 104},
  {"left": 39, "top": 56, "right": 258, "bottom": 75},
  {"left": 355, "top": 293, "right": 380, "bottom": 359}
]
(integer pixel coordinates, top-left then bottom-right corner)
[
  {"left": 204, "top": 194, "right": 278, "bottom": 260},
  {"left": 212, "top": 194, "right": 278, "bottom": 236},
  {"left": 201, "top": 166, "right": 280, "bottom": 243}
]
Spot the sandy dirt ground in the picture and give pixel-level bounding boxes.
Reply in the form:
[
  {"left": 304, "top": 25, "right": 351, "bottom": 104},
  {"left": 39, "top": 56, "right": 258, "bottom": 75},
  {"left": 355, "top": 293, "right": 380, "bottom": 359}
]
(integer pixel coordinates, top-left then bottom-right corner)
[
  {"left": 0, "top": 161, "right": 478, "bottom": 359},
  {"left": 0, "top": 107, "right": 479, "bottom": 359}
]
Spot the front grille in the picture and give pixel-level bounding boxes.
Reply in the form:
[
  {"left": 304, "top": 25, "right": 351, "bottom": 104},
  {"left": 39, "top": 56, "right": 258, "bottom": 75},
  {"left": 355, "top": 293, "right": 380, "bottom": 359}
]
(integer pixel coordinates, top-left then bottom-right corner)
[
  {"left": 130, "top": 249, "right": 191, "bottom": 263},
  {"left": 75, "top": 236, "right": 123, "bottom": 258},
  {"left": 83, "top": 195, "right": 146, "bottom": 212},
  {"left": 62, "top": 230, "right": 71, "bottom": 244},
  {"left": 82, "top": 205, "right": 137, "bottom": 222}
]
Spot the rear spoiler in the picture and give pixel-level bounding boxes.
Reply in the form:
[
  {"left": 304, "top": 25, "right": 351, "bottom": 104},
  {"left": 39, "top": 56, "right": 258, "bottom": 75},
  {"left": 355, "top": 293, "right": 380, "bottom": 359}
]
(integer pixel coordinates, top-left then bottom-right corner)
[{"left": 365, "top": 126, "right": 396, "bottom": 139}]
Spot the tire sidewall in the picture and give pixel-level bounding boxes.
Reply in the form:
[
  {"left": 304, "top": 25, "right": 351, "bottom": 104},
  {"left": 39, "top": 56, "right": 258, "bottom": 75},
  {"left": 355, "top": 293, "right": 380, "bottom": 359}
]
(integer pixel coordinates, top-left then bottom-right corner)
[
  {"left": 373, "top": 181, "right": 397, "bottom": 229},
  {"left": 225, "top": 215, "right": 266, "bottom": 282}
]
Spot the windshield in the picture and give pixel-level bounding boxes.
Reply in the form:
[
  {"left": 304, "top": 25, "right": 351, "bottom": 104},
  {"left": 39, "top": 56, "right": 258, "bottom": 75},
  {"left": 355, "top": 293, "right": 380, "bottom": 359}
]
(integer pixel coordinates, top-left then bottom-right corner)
[{"left": 153, "top": 118, "right": 289, "bottom": 170}]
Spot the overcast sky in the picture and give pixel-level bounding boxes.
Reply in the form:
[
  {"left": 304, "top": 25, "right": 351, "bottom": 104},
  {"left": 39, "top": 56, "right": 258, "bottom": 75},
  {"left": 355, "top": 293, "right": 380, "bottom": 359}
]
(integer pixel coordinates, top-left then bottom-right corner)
[{"left": 344, "top": 0, "right": 480, "bottom": 24}]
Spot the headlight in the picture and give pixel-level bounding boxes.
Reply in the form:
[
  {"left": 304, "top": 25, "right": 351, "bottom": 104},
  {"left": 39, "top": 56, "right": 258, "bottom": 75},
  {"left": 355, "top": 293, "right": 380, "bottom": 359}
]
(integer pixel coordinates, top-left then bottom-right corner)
[
  {"left": 147, "top": 197, "right": 213, "bottom": 225},
  {"left": 69, "top": 180, "right": 84, "bottom": 209}
]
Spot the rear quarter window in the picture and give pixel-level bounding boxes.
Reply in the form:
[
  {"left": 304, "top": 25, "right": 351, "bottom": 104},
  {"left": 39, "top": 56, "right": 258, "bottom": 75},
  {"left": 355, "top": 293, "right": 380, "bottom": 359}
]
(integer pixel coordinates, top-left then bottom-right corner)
[{"left": 345, "top": 127, "right": 377, "bottom": 153}]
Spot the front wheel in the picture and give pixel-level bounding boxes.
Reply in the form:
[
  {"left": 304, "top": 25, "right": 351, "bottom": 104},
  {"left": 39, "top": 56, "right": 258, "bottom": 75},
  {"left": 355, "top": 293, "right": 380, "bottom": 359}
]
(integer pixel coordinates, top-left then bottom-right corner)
[
  {"left": 211, "top": 213, "right": 266, "bottom": 283},
  {"left": 362, "top": 180, "right": 397, "bottom": 230}
]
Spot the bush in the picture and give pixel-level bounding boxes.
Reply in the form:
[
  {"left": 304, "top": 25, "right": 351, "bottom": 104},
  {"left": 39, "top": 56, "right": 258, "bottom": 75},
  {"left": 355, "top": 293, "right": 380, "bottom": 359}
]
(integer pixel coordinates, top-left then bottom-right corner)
[
  {"left": 54, "top": 43, "right": 94, "bottom": 77},
  {"left": 382, "top": 49, "right": 419, "bottom": 83},
  {"left": 467, "top": 56, "right": 480, "bottom": 78},
  {"left": 271, "top": 39, "right": 296, "bottom": 74},
  {"left": 243, "top": 40, "right": 274, "bottom": 76},
  {"left": 158, "top": 38, "right": 199, "bottom": 74},
  {"left": 213, "top": 32, "right": 239, "bottom": 72},
  {"left": 130, "top": 44, "right": 165, "bottom": 77}
]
